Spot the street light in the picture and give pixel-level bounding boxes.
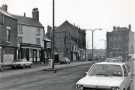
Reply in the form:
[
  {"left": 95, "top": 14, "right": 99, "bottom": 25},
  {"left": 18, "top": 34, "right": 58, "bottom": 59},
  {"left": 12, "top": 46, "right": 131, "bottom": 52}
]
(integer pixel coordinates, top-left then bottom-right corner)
[
  {"left": 44, "top": 0, "right": 56, "bottom": 72},
  {"left": 86, "top": 28, "right": 102, "bottom": 61},
  {"left": 52, "top": 0, "right": 55, "bottom": 70}
]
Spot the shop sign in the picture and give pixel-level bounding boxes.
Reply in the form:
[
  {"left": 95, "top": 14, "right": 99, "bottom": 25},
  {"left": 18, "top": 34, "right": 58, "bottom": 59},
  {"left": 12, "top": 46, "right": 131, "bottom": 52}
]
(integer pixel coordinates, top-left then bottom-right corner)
[
  {"left": 46, "top": 42, "right": 51, "bottom": 48},
  {"left": 6, "top": 26, "right": 11, "bottom": 30}
]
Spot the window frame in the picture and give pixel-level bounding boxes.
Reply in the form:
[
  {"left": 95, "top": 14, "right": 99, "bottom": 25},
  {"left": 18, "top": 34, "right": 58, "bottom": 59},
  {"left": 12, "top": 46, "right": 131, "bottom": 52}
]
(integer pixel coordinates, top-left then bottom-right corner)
[
  {"left": 36, "top": 38, "right": 40, "bottom": 45},
  {"left": 36, "top": 28, "right": 40, "bottom": 36},
  {"left": 18, "top": 36, "right": 23, "bottom": 43},
  {"left": 6, "top": 26, "right": 11, "bottom": 42},
  {"left": 18, "top": 25, "right": 23, "bottom": 34}
]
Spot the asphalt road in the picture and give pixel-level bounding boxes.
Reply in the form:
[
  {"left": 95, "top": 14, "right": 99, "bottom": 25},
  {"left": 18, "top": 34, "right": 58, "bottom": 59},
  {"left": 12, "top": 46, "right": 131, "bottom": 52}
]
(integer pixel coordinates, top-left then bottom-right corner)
[
  {"left": 0, "top": 64, "right": 91, "bottom": 90},
  {"left": 133, "top": 60, "right": 135, "bottom": 90}
]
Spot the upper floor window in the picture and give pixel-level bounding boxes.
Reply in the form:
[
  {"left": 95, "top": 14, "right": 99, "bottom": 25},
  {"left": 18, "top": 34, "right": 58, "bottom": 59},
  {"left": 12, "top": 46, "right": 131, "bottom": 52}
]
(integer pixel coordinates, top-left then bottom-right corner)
[
  {"left": 18, "top": 36, "right": 23, "bottom": 43},
  {"left": 18, "top": 25, "right": 23, "bottom": 34},
  {"left": 0, "top": 13, "right": 4, "bottom": 25},
  {"left": 36, "top": 38, "right": 40, "bottom": 45},
  {"left": 6, "top": 26, "right": 11, "bottom": 42},
  {"left": 36, "top": 28, "right": 40, "bottom": 36}
]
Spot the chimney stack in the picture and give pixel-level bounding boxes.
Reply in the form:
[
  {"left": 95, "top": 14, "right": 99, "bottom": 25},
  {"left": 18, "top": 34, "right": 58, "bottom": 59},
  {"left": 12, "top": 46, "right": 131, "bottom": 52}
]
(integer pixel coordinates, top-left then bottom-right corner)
[
  {"left": 24, "top": 12, "right": 26, "bottom": 17},
  {"left": 2, "top": 4, "right": 8, "bottom": 12},
  {"left": 113, "top": 26, "right": 116, "bottom": 31},
  {"left": 128, "top": 24, "right": 131, "bottom": 30},
  {"left": 32, "top": 8, "right": 39, "bottom": 21}
]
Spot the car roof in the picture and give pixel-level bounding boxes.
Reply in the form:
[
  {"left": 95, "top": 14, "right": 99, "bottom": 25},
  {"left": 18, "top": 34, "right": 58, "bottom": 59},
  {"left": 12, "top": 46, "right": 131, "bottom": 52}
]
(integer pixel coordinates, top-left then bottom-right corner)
[{"left": 95, "top": 62, "right": 125, "bottom": 66}]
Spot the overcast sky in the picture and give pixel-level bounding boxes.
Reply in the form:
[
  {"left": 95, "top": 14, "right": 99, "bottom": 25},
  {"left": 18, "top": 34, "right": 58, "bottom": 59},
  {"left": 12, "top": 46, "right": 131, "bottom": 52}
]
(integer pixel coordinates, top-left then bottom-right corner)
[{"left": 0, "top": 0, "right": 134, "bottom": 49}]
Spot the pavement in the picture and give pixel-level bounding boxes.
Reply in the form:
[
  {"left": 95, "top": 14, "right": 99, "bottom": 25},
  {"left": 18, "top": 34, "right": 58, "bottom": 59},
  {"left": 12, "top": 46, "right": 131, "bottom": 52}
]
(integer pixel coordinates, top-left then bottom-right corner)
[
  {"left": 0, "top": 64, "right": 91, "bottom": 90},
  {"left": 133, "top": 59, "right": 135, "bottom": 90},
  {"left": 0, "top": 61, "right": 92, "bottom": 79}
]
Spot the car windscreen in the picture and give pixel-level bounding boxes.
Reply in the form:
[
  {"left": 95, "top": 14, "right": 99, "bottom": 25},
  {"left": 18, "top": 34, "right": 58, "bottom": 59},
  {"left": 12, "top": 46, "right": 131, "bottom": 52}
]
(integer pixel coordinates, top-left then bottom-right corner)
[{"left": 88, "top": 64, "right": 122, "bottom": 76}]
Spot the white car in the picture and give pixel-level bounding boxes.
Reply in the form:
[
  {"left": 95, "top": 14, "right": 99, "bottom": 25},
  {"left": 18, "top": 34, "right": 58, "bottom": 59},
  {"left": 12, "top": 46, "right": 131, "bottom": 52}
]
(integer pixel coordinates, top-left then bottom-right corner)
[
  {"left": 59, "top": 57, "right": 70, "bottom": 64},
  {"left": 105, "top": 57, "right": 123, "bottom": 63},
  {"left": 13, "top": 59, "right": 32, "bottom": 68},
  {"left": 76, "top": 62, "right": 132, "bottom": 90}
]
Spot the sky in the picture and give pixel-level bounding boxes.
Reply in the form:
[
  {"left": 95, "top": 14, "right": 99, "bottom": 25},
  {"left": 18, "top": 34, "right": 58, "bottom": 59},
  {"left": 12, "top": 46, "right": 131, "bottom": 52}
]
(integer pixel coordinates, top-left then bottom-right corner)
[{"left": 0, "top": 0, "right": 134, "bottom": 49}]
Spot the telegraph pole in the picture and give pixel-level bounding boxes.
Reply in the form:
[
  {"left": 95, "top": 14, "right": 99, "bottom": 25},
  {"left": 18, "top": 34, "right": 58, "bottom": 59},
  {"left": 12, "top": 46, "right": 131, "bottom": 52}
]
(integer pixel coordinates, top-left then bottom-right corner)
[
  {"left": 92, "top": 31, "right": 94, "bottom": 61},
  {"left": 52, "top": 0, "right": 55, "bottom": 70}
]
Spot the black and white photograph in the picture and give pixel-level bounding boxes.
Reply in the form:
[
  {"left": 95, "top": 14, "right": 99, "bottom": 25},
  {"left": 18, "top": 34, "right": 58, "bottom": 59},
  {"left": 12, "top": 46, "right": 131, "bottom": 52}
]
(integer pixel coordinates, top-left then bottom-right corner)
[{"left": 0, "top": 0, "right": 134, "bottom": 90}]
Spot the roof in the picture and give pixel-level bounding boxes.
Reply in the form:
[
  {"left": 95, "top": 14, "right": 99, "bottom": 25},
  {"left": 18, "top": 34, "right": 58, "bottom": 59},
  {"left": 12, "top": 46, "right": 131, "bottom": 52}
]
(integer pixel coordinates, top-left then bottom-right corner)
[
  {"left": 0, "top": 8, "right": 15, "bottom": 19},
  {"left": 57, "top": 20, "right": 85, "bottom": 31},
  {"left": 12, "top": 15, "right": 43, "bottom": 27},
  {"left": 95, "top": 62, "right": 125, "bottom": 66}
]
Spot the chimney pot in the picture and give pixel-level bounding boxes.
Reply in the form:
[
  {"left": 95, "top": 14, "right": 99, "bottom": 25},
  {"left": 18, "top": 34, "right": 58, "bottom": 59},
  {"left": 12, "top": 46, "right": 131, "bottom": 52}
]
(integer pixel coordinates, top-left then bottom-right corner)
[
  {"left": 128, "top": 24, "right": 131, "bottom": 30},
  {"left": 2, "top": 4, "right": 8, "bottom": 12},
  {"left": 32, "top": 8, "right": 39, "bottom": 21},
  {"left": 24, "top": 12, "right": 26, "bottom": 17},
  {"left": 113, "top": 26, "right": 116, "bottom": 31}
]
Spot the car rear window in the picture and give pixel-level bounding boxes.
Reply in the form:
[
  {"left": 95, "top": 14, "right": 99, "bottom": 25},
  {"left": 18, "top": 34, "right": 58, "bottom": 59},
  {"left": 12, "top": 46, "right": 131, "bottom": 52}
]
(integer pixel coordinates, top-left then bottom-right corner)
[{"left": 88, "top": 64, "right": 122, "bottom": 76}]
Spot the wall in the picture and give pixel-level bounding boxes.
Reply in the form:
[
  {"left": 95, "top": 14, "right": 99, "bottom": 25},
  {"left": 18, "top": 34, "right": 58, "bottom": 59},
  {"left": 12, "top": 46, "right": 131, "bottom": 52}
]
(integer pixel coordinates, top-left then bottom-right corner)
[
  {"left": 18, "top": 25, "right": 44, "bottom": 47},
  {"left": 0, "top": 12, "right": 17, "bottom": 62},
  {"left": 0, "top": 13, "right": 17, "bottom": 46}
]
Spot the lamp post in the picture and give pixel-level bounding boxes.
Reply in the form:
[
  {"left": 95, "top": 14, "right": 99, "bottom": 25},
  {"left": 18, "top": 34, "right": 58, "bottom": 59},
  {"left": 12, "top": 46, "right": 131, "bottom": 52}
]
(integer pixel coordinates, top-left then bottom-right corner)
[
  {"left": 86, "top": 28, "right": 102, "bottom": 61},
  {"left": 45, "top": 0, "right": 56, "bottom": 73},
  {"left": 52, "top": 0, "right": 55, "bottom": 70}
]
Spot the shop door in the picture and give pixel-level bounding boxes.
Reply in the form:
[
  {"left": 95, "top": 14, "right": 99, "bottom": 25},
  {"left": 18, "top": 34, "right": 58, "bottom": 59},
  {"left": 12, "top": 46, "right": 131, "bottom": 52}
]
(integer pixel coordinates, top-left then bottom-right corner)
[{"left": 33, "top": 50, "right": 37, "bottom": 63}]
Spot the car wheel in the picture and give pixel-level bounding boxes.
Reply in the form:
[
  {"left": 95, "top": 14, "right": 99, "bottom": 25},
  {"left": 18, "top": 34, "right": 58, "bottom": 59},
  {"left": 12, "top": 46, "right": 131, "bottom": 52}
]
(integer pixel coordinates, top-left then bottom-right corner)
[
  {"left": 22, "top": 65, "right": 25, "bottom": 69},
  {"left": 0, "top": 66, "right": 4, "bottom": 72},
  {"left": 12, "top": 66, "right": 16, "bottom": 69},
  {"left": 28, "top": 65, "right": 31, "bottom": 68}
]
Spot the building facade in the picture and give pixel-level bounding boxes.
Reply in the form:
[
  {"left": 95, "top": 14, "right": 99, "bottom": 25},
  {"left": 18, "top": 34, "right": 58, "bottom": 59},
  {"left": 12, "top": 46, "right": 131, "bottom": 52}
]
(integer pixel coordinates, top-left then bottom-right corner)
[
  {"left": 0, "top": 5, "right": 18, "bottom": 63},
  {"left": 15, "top": 8, "right": 44, "bottom": 63},
  {"left": 106, "top": 25, "right": 134, "bottom": 60},
  {"left": 9, "top": 8, "right": 44, "bottom": 63},
  {"left": 46, "top": 21, "right": 86, "bottom": 62}
]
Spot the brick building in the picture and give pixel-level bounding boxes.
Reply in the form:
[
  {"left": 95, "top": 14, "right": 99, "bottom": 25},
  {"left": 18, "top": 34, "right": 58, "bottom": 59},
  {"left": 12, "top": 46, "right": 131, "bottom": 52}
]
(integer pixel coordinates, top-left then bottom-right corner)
[
  {"left": 1, "top": 4, "right": 45, "bottom": 63},
  {"left": 12, "top": 8, "right": 44, "bottom": 63},
  {"left": 46, "top": 21, "right": 86, "bottom": 62},
  {"left": 0, "top": 5, "right": 18, "bottom": 63},
  {"left": 106, "top": 25, "right": 134, "bottom": 60}
]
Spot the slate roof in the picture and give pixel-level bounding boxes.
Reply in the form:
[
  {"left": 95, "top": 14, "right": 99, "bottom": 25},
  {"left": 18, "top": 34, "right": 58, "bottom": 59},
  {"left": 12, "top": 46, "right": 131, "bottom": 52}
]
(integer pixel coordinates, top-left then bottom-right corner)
[
  {"left": 12, "top": 15, "right": 43, "bottom": 27},
  {"left": 0, "top": 8, "right": 16, "bottom": 19},
  {"left": 57, "top": 20, "right": 85, "bottom": 31}
]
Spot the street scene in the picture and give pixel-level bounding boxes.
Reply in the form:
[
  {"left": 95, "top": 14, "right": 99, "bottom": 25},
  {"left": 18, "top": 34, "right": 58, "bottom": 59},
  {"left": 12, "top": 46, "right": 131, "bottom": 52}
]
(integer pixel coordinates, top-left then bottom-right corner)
[
  {"left": 0, "top": 0, "right": 135, "bottom": 90},
  {"left": 0, "top": 62, "right": 92, "bottom": 90}
]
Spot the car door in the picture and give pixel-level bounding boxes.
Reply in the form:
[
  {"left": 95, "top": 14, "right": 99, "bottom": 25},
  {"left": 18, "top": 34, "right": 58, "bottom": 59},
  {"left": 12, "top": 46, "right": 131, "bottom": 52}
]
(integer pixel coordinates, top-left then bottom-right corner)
[{"left": 122, "top": 65, "right": 131, "bottom": 90}]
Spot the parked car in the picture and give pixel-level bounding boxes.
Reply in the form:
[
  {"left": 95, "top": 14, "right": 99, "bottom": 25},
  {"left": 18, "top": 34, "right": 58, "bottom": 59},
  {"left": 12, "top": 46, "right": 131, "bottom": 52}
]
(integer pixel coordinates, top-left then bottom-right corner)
[
  {"left": 105, "top": 57, "right": 123, "bottom": 63},
  {"left": 76, "top": 62, "right": 132, "bottom": 90},
  {"left": 13, "top": 59, "right": 32, "bottom": 69},
  {"left": 59, "top": 57, "right": 70, "bottom": 64}
]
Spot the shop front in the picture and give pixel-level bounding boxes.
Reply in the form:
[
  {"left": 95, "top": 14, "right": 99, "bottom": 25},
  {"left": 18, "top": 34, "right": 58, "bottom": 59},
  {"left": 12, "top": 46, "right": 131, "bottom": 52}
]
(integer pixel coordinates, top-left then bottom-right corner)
[
  {"left": 18, "top": 43, "right": 43, "bottom": 63},
  {"left": 0, "top": 45, "right": 17, "bottom": 64}
]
